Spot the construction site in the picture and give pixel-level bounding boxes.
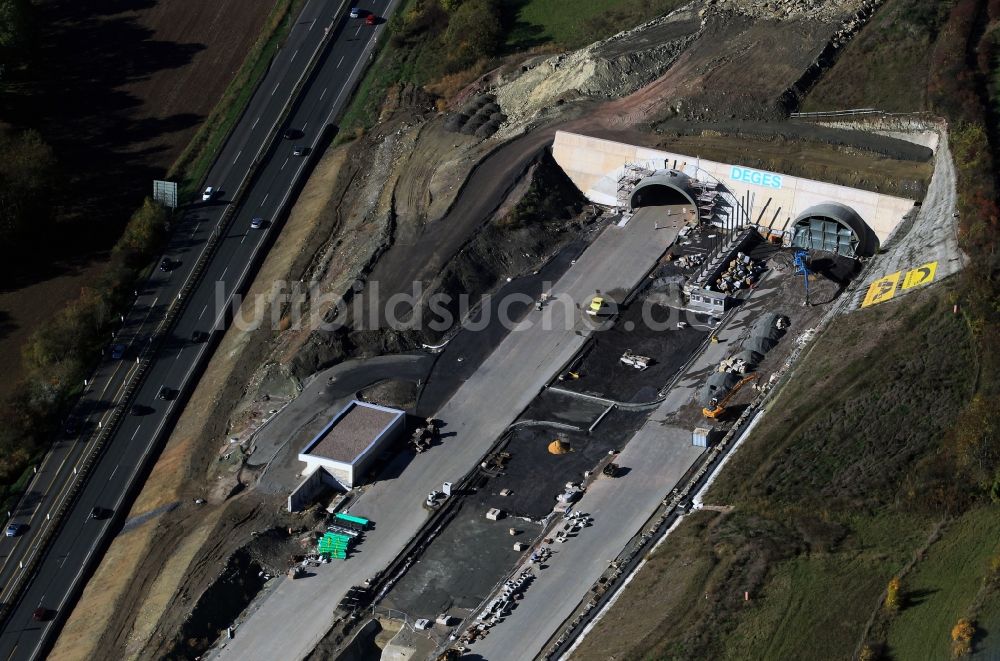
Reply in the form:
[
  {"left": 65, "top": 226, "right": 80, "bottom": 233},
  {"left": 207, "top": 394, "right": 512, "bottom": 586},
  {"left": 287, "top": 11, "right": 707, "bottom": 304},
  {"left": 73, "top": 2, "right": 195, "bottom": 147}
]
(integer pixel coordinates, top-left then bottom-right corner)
[
  {"left": 48, "top": 0, "right": 976, "bottom": 659},
  {"left": 175, "top": 122, "right": 951, "bottom": 661}
]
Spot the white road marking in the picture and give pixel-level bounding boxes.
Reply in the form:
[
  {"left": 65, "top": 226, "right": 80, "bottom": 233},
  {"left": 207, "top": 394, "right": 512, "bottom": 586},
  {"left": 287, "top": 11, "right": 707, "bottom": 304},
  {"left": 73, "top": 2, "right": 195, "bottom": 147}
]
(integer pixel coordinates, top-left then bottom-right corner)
[
  {"left": 241, "top": 232, "right": 248, "bottom": 244},
  {"left": 320, "top": 87, "right": 327, "bottom": 100},
  {"left": 221, "top": 267, "right": 229, "bottom": 279},
  {"left": 291, "top": 49, "right": 298, "bottom": 62},
  {"left": 337, "top": 56, "right": 345, "bottom": 68},
  {"left": 251, "top": 116, "right": 261, "bottom": 130},
  {"left": 272, "top": 83, "right": 281, "bottom": 96},
  {"left": 309, "top": 18, "right": 316, "bottom": 30},
  {"left": 233, "top": 149, "right": 242, "bottom": 164},
  {"left": 130, "top": 426, "right": 141, "bottom": 440},
  {"left": 281, "top": 158, "right": 289, "bottom": 171},
  {"left": 110, "top": 464, "right": 119, "bottom": 479},
  {"left": 262, "top": 193, "right": 269, "bottom": 204},
  {"left": 302, "top": 122, "right": 308, "bottom": 131},
  {"left": 355, "top": 26, "right": 361, "bottom": 36},
  {"left": 198, "top": 305, "right": 208, "bottom": 320}
]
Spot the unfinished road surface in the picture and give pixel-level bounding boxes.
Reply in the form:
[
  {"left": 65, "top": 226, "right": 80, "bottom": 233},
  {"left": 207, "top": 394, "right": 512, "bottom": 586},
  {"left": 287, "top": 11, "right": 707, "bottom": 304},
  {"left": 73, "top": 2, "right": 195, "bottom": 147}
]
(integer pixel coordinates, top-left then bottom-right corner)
[{"left": 209, "top": 207, "right": 684, "bottom": 661}]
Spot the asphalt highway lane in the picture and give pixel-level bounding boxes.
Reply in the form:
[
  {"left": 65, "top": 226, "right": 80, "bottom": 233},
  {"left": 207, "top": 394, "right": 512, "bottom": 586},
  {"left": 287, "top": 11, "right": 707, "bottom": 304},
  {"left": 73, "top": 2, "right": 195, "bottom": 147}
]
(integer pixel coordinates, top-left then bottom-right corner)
[{"left": 0, "top": 0, "right": 394, "bottom": 657}]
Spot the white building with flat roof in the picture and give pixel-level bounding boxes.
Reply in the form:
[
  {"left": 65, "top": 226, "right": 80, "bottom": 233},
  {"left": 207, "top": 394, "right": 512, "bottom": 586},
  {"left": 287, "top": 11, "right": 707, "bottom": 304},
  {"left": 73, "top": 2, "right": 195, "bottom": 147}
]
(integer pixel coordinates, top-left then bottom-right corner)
[{"left": 297, "top": 400, "right": 405, "bottom": 489}]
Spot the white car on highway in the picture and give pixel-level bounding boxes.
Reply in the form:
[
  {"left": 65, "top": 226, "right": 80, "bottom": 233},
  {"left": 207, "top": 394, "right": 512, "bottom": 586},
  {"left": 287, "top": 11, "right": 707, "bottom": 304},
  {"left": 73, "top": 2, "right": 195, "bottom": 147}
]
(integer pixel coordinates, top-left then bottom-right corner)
[{"left": 202, "top": 186, "right": 214, "bottom": 201}]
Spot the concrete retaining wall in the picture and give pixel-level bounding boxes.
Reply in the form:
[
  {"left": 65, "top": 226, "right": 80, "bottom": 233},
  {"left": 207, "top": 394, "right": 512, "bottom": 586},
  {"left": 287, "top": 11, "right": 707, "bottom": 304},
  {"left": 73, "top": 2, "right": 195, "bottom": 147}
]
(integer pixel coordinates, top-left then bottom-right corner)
[
  {"left": 552, "top": 131, "right": 916, "bottom": 242},
  {"left": 288, "top": 467, "right": 341, "bottom": 512}
]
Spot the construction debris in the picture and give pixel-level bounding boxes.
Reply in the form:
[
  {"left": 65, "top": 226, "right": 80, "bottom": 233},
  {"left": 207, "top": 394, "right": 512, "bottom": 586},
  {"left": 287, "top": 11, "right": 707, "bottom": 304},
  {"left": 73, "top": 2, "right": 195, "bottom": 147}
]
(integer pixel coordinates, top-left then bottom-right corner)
[{"left": 620, "top": 350, "right": 652, "bottom": 370}]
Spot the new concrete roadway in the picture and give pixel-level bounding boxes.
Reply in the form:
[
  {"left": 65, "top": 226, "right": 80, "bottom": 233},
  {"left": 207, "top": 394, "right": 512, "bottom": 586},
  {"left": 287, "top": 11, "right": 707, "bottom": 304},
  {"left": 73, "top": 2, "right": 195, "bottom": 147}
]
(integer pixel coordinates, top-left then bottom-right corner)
[
  {"left": 0, "top": 0, "right": 397, "bottom": 657},
  {"left": 469, "top": 274, "right": 786, "bottom": 660},
  {"left": 208, "top": 207, "right": 684, "bottom": 661}
]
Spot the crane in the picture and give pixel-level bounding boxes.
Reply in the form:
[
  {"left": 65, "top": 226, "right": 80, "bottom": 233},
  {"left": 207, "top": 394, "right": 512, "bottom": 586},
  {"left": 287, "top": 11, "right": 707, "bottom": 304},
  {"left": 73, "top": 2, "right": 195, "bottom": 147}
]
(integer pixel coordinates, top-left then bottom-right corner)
[{"left": 702, "top": 373, "right": 758, "bottom": 419}]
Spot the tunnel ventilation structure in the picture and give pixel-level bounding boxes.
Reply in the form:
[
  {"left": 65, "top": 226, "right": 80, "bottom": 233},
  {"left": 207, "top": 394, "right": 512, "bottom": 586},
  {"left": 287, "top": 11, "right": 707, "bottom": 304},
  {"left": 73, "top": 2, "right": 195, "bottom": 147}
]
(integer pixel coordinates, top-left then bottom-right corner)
[
  {"left": 628, "top": 170, "right": 699, "bottom": 211},
  {"left": 790, "top": 202, "right": 879, "bottom": 258}
]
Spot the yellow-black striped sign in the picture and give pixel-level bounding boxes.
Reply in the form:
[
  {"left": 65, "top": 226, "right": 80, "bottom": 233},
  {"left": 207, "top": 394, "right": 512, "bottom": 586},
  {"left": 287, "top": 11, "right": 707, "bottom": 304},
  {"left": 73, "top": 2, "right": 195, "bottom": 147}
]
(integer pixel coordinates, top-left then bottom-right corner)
[
  {"left": 861, "top": 271, "right": 901, "bottom": 308},
  {"left": 902, "top": 261, "right": 937, "bottom": 290}
]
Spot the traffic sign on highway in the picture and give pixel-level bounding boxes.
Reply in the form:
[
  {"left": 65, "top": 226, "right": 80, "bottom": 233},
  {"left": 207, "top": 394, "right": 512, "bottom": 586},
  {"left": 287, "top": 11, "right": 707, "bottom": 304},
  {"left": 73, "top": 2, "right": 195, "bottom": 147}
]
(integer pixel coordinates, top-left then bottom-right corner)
[
  {"left": 152, "top": 180, "right": 178, "bottom": 208},
  {"left": 902, "top": 261, "right": 937, "bottom": 290},
  {"left": 861, "top": 271, "right": 901, "bottom": 308}
]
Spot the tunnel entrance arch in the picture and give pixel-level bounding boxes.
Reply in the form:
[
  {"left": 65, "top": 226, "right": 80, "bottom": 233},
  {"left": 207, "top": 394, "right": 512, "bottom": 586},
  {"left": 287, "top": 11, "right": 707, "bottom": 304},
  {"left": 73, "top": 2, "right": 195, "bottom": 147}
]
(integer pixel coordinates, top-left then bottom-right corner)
[
  {"left": 790, "top": 202, "right": 879, "bottom": 258},
  {"left": 629, "top": 171, "right": 699, "bottom": 211}
]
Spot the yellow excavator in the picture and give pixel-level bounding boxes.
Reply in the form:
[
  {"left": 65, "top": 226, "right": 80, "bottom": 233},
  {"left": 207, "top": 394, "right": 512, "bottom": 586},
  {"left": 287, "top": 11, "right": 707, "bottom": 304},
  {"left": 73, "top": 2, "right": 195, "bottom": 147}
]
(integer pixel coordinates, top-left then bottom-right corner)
[{"left": 702, "top": 373, "right": 758, "bottom": 419}]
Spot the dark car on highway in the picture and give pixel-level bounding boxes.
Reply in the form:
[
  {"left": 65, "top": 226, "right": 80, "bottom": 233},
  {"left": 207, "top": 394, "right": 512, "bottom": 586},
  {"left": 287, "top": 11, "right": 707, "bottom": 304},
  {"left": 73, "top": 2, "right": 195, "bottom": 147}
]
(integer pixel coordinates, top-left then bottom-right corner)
[
  {"left": 5, "top": 523, "right": 25, "bottom": 538},
  {"left": 191, "top": 330, "right": 209, "bottom": 343},
  {"left": 32, "top": 607, "right": 51, "bottom": 622},
  {"left": 110, "top": 343, "right": 126, "bottom": 360},
  {"left": 157, "top": 386, "right": 176, "bottom": 401},
  {"left": 159, "top": 258, "right": 173, "bottom": 272}
]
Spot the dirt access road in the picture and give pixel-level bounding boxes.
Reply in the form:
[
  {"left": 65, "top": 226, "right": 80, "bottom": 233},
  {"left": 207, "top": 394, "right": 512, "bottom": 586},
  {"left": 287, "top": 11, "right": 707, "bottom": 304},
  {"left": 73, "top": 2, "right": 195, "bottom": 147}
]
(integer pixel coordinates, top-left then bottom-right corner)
[{"left": 0, "top": 0, "right": 277, "bottom": 394}]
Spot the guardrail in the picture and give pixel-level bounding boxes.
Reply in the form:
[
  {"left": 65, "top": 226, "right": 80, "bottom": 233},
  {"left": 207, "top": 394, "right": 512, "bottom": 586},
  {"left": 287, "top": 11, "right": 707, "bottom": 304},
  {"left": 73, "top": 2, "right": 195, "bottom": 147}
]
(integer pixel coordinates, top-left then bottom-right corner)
[
  {"left": 0, "top": 4, "right": 345, "bottom": 630},
  {"left": 790, "top": 108, "right": 934, "bottom": 120}
]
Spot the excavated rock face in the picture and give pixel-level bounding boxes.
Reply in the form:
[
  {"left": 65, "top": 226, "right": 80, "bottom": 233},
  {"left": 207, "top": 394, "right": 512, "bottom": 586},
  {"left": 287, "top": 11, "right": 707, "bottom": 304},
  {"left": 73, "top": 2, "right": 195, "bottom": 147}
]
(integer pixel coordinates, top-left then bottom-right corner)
[
  {"left": 480, "top": 0, "right": 879, "bottom": 129},
  {"left": 706, "top": 0, "right": 877, "bottom": 21},
  {"left": 491, "top": 9, "right": 700, "bottom": 129}
]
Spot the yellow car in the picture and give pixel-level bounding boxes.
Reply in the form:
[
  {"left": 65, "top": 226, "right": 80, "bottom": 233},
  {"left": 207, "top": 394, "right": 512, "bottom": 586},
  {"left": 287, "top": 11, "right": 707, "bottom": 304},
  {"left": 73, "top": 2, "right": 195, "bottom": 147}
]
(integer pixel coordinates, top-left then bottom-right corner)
[{"left": 587, "top": 296, "right": 606, "bottom": 316}]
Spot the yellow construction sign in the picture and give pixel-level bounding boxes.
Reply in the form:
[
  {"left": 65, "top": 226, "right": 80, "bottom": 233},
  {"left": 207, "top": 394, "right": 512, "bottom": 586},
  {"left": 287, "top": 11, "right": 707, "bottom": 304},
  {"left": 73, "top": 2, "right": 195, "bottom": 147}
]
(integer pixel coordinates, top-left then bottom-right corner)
[
  {"left": 902, "top": 261, "right": 938, "bottom": 290},
  {"left": 861, "top": 271, "right": 901, "bottom": 308}
]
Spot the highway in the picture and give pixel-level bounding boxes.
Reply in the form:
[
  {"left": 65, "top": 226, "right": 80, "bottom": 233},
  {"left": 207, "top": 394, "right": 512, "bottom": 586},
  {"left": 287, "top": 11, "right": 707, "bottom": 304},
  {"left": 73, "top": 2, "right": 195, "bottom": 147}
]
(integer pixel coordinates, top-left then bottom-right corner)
[{"left": 0, "top": 0, "right": 393, "bottom": 657}]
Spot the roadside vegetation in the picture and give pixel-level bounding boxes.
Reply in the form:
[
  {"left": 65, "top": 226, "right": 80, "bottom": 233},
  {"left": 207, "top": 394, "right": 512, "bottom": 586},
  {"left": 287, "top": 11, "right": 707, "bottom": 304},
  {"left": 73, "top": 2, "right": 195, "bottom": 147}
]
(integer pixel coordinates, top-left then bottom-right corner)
[{"left": 0, "top": 200, "right": 167, "bottom": 500}]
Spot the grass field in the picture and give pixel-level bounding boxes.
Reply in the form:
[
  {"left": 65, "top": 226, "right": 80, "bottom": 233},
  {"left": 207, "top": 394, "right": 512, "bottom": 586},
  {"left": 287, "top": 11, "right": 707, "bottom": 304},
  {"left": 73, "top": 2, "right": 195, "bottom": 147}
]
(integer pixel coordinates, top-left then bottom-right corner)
[
  {"left": 802, "top": 0, "right": 950, "bottom": 111},
  {"left": 885, "top": 507, "right": 1000, "bottom": 659},
  {"left": 721, "top": 513, "right": 933, "bottom": 661},
  {"left": 571, "top": 284, "right": 979, "bottom": 660},
  {"left": 503, "top": 0, "right": 685, "bottom": 50}
]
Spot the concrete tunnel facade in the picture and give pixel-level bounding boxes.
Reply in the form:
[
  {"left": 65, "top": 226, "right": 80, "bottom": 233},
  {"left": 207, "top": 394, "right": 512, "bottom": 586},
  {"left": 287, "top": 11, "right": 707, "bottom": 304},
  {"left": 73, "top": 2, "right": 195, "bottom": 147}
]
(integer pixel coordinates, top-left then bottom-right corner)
[{"left": 628, "top": 170, "right": 699, "bottom": 211}]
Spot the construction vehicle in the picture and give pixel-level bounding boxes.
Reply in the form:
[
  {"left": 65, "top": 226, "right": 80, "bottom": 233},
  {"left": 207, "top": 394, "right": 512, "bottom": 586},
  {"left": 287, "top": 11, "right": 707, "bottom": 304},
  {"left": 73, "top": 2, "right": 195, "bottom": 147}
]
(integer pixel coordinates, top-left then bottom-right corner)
[
  {"left": 411, "top": 418, "right": 438, "bottom": 453},
  {"left": 424, "top": 490, "right": 446, "bottom": 511},
  {"left": 702, "top": 373, "right": 758, "bottom": 419},
  {"left": 620, "top": 350, "right": 651, "bottom": 370}
]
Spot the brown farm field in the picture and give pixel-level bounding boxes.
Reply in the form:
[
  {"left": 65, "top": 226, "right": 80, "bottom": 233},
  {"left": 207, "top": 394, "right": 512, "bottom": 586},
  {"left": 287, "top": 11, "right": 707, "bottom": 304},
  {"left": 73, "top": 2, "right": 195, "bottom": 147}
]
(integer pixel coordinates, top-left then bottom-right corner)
[{"left": 0, "top": 0, "right": 279, "bottom": 396}]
